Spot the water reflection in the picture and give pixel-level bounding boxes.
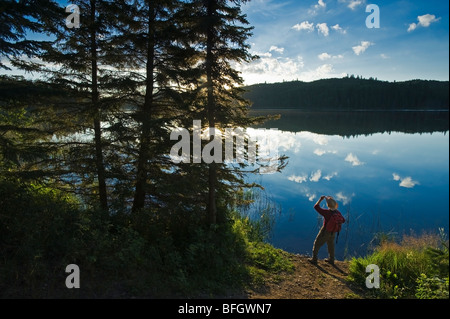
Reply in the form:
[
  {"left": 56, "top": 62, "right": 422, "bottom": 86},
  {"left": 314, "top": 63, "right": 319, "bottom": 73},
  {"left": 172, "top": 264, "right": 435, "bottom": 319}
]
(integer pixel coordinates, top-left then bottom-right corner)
[
  {"left": 251, "top": 110, "right": 449, "bottom": 136},
  {"left": 247, "top": 111, "right": 449, "bottom": 259}
]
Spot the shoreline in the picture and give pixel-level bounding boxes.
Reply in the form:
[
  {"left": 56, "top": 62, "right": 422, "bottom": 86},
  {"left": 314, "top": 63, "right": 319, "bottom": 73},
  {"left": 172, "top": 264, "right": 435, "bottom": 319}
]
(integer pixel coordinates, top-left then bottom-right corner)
[{"left": 250, "top": 108, "right": 449, "bottom": 112}]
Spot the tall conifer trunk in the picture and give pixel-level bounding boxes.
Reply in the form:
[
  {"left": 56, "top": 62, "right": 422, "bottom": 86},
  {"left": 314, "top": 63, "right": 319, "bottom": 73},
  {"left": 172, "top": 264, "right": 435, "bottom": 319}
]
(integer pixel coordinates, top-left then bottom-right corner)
[
  {"left": 206, "top": 0, "right": 217, "bottom": 225},
  {"left": 132, "top": 3, "right": 155, "bottom": 213},
  {"left": 90, "top": 0, "right": 108, "bottom": 211}
]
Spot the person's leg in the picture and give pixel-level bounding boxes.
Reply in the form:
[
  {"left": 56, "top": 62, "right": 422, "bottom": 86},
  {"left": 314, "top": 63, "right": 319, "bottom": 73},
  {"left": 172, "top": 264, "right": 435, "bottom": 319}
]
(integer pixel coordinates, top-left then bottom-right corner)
[
  {"left": 311, "top": 227, "right": 326, "bottom": 263},
  {"left": 325, "top": 232, "right": 336, "bottom": 264}
]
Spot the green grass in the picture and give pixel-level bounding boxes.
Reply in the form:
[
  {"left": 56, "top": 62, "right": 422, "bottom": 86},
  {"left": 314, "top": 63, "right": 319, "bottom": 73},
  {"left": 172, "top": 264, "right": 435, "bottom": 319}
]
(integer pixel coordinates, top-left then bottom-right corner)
[
  {"left": 348, "top": 230, "right": 449, "bottom": 299},
  {"left": 0, "top": 180, "right": 293, "bottom": 298}
]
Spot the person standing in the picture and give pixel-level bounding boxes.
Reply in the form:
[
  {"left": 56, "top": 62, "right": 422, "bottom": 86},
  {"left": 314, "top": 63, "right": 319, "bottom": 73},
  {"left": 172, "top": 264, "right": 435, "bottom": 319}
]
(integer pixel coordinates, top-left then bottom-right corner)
[{"left": 308, "top": 195, "right": 345, "bottom": 265}]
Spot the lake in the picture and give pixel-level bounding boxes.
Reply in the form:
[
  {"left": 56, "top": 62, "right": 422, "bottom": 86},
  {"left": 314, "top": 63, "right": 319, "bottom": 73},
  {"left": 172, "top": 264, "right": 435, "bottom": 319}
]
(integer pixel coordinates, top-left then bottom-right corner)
[{"left": 247, "top": 110, "right": 449, "bottom": 260}]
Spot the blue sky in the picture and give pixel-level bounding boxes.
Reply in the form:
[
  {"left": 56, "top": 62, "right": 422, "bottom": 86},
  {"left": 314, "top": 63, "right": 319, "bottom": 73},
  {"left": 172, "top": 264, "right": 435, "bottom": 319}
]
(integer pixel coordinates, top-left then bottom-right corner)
[
  {"left": 2, "top": 0, "right": 448, "bottom": 85},
  {"left": 237, "top": 0, "right": 449, "bottom": 84}
]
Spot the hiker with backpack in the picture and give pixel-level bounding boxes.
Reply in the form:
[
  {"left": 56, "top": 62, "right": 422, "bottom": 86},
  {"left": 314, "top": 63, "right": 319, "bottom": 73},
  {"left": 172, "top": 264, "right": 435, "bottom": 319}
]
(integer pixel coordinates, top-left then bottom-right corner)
[{"left": 308, "top": 195, "right": 345, "bottom": 265}]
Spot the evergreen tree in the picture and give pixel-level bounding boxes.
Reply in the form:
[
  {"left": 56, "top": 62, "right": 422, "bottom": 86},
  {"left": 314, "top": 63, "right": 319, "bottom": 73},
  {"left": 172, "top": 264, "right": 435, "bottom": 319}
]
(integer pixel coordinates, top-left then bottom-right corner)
[
  {"left": 103, "top": 0, "right": 193, "bottom": 213},
  {"left": 38, "top": 0, "right": 121, "bottom": 210},
  {"left": 0, "top": 0, "right": 58, "bottom": 70},
  {"left": 181, "top": 0, "right": 256, "bottom": 224},
  {"left": 0, "top": 0, "right": 63, "bottom": 177},
  {"left": 0, "top": 76, "right": 58, "bottom": 175},
  {"left": 123, "top": 0, "right": 183, "bottom": 213}
]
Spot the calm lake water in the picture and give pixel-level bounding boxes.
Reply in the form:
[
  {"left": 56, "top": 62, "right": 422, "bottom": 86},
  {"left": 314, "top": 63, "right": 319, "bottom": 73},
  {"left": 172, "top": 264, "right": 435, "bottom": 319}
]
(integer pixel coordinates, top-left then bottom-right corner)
[{"left": 247, "top": 110, "right": 449, "bottom": 260}]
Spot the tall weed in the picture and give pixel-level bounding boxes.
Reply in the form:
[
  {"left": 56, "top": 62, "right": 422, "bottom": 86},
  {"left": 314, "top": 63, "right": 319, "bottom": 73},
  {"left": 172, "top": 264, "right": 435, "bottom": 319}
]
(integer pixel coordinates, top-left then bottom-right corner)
[{"left": 348, "top": 231, "right": 449, "bottom": 299}]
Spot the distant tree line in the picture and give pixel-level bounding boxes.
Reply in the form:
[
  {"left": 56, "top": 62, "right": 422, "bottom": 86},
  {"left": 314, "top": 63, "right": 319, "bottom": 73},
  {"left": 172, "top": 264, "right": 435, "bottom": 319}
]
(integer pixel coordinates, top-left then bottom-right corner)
[
  {"left": 251, "top": 109, "right": 449, "bottom": 137},
  {"left": 243, "top": 77, "right": 449, "bottom": 110}
]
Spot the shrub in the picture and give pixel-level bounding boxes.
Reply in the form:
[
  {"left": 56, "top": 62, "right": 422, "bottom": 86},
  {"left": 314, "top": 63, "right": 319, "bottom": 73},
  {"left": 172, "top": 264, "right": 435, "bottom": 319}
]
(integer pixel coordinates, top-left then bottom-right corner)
[
  {"left": 0, "top": 180, "right": 294, "bottom": 297},
  {"left": 415, "top": 274, "right": 449, "bottom": 299},
  {"left": 0, "top": 180, "right": 154, "bottom": 297},
  {"left": 348, "top": 231, "right": 449, "bottom": 299}
]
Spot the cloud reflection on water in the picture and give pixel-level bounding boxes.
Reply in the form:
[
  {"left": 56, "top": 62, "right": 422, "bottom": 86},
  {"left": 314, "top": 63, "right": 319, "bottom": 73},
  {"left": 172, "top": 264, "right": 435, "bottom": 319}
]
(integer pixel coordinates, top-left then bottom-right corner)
[
  {"left": 393, "top": 173, "right": 420, "bottom": 188},
  {"left": 246, "top": 112, "right": 448, "bottom": 258}
]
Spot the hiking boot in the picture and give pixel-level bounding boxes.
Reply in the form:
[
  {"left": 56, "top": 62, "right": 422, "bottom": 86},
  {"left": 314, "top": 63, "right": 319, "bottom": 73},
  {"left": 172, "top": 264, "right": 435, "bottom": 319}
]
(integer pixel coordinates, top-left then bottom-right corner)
[
  {"left": 324, "top": 258, "right": 335, "bottom": 265},
  {"left": 308, "top": 258, "right": 318, "bottom": 265}
]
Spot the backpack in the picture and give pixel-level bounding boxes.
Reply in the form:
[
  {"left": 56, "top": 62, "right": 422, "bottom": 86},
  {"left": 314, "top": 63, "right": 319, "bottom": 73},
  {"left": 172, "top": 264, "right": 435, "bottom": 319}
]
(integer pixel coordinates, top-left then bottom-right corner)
[{"left": 325, "top": 210, "right": 345, "bottom": 243}]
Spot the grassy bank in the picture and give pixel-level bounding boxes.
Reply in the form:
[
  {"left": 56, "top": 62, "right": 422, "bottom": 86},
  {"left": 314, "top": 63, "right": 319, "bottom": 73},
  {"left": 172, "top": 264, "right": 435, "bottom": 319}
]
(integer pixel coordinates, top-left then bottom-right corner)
[
  {"left": 0, "top": 180, "right": 293, "bottom": 298},
  {"left": 347, "top": 231, "right": 449, "bottom": 299}
]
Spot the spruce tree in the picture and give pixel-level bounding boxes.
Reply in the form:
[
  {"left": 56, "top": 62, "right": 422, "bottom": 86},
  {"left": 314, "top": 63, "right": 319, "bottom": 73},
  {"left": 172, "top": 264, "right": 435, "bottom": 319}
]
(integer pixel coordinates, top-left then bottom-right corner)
[
  {"left": 180, "top": 0, "right": 256, "bottom": 224},
  {"left": 38, "top": 0, "right": 118, "bottom": 210},
  {"left": 106, "top": 0, "right": 192, "bottom": 213},
  {"left": 0, "top": 0, "right": 63, "bottom": 177},
  {"left": 0, "top": 0, "right": 59, "bottom": 70}
]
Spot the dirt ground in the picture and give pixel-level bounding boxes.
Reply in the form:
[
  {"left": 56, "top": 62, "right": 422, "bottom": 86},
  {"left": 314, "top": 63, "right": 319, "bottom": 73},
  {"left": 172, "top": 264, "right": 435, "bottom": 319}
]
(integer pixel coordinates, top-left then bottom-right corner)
[{"left": 244, "top": 254, "right": 366, "bottom": 299}]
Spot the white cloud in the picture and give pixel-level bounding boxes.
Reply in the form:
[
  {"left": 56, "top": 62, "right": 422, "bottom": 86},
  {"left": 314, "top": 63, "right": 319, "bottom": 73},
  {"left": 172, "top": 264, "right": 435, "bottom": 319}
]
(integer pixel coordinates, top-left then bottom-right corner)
[
  {"left": 314, "top": 148, "right": 338, "bottom": 156},
  {"left": 236, "top": 55, "right": 305, "bottom": 84},
  {"left": 408, "top": 14, "right": 441, "bottom": 32},
  {"left": 345, "top": 153, "right": 364, "bottom": 166},
  {"left": 318, "top": 52, "right": 331, "bottom": 60},
  {"left": 352, "top": 41, "right": 373, "bottom": 55},
  {"left": 238, "top": 55, "right": 346, "bottom": 84},
  {"left": 317, "top": 0, "right": 326, "bottom": 8},
  {"left": 316, "top": 23, "right": 329, "bottom": 36},
  {"left": 380, "top": 53, "right": 389, "bottom": 59},
  {"left": 318, "top": 53, "right": 344, "bottom": 61},
  {"left": 312, "top": 134, "right": 329, "bottom": 145},
  {"left": 310, "top": 169, "right": 322, "bottom": 182},
  {"left": 392, "top": 173, "right": 419, "bottom": 188},
  {"left": 307, "top": 193, "right": 317, "bottom": 202},
  {"left": 299, "top": 64, "right": 346, "bottom": 82},
  {"left": 314, "top": 148, "right": 326, "bottom": 155},
  {"left": 347, "top": 0, "right": 363, "bottom": 10},
  {"left": 269, "top": 46, "right": 284, "bottom": 54},
  {"left": 335, "top": 191, "right": 355, "bottom": 205},
  {"left": 253, "top": 51, "right": 272, "bottom": 58},
  {"left": 293, "top": 21, "right": 344, "bottom": 37},
  {"left": 243, "top": 0, "right": 292, "bottom": 16},
  {"left": 292, "top": 21, "right": 315, "bottom": 32},
  {"left": 316, "top": 64, "right": 336, "bottom": 77},
  {"left": 331, "top": 24, "right": 347, "bottom": 34},
  {"left": 247, "top": 128, "right": 302, "bottom": 156},
  {"left": 288, "top": 174, "right": 308, "bottom": 184},
  {"left": 399, "top": 177, "right": 419, "bottom": 188},
  {"left": 407, "top": 23, "right": 417, "bottom": 32},
  {"left": 338, "top": 0, "right": 365, "bottom": 11},
  {"left": 296, "top": 132, "right": 329, "bottom": 146},
  {"left": 418, "top": 14, "right": 441, "bottom": 27},
  {"left": 323, "top": 172, "right": 338, "bottom": 181},
  {"left": 309, "top": 0, "right": 327, "bottom": 15},
  {"left": 288, "top": 169, "right": 337, "bottom": 184}
]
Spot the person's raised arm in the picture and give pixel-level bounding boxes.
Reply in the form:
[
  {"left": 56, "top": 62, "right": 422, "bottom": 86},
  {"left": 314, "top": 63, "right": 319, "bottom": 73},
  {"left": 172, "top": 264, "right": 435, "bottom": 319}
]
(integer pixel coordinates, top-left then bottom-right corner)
[
  {"left": 314, "top": 195, "right": 326, "bottom": 208},
  {"left": 314, "top": 195, "right": 329, "bottom": 217}
]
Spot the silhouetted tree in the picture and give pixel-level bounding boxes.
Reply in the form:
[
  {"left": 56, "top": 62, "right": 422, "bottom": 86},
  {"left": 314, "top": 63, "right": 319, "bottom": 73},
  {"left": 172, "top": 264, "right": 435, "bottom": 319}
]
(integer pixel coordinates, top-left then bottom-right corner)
[{"left": 181, "top": 0, "right": 255, "bottom": 224}]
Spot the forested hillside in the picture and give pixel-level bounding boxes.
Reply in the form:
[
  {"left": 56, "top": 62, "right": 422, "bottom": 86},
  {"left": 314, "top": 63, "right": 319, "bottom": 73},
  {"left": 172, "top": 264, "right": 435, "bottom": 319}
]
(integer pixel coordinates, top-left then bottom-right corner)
[{"left": 243, "top": 77, "right": 449, "bottom": 110}]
